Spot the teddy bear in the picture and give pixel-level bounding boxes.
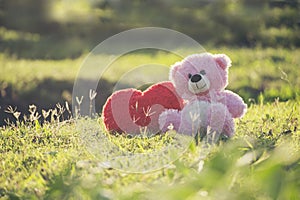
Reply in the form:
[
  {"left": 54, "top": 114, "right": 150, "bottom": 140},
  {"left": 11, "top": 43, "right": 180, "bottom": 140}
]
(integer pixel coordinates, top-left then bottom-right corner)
[
  {"left": 159, "top": 52, "right": 247, "bottom": 137},
  {"left": 102, "top": 81, "right": 184, "bottom": 135}
]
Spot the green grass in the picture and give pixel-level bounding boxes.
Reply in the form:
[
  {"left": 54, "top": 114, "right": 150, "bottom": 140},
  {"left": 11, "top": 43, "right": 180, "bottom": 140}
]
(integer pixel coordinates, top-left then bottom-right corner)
[
  {"left": 0, "top": 53, "right": 81, "bottom": 89},
  {"left": 1, "top": 47, "right": 300, "bottom": 199},
  {"left": 1, "top": 47, "right": 299, "bottom": 109},
  {"left": 0, "top": 100, "right": 299, "bottom": 199}
]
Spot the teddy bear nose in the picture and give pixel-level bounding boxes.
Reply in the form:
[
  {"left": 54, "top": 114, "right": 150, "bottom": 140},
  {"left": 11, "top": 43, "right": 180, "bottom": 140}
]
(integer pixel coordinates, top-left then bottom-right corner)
[{"left": 191, "top": 74, "right": 202, "bottom": 82}]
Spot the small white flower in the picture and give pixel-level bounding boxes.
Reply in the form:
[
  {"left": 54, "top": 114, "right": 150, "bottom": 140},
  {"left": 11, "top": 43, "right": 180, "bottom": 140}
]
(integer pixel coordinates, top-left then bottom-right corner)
[
  {"left": 89, "top": 89, "right": 97, "bottom": 100},
  {"left": 167, "top": 123, "right": 174, "bottom": 130}
]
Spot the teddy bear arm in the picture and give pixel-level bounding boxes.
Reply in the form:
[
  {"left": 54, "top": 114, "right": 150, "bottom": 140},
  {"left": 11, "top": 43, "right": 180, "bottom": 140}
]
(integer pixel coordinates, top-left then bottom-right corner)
[{"left": 223, "top": 90, "right": 247, "bottom": 118}]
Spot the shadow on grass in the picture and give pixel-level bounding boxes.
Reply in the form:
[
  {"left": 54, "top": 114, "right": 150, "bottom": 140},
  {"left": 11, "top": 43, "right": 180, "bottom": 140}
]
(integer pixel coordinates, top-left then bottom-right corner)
[
  {"left": 0, "top": 78, "right": 115, "bottom": 126},
  {"left": 0, "top": 76, "right": 296, "bottom": 126}
]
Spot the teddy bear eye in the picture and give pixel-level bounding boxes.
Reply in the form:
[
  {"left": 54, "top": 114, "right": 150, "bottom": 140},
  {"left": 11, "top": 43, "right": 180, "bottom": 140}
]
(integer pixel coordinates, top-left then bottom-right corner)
[
  {"left": 200, "top": 70, "right": 206, "bottom": 75},
  {"left": 188, "top": 73, "right": 192, "bottom": 79}
]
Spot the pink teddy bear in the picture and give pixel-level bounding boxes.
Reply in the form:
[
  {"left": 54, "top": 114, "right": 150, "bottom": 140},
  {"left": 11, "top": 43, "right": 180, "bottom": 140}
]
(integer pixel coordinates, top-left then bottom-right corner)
[{"left": 159, "top": 53, "right": 247, "bottom": 137}]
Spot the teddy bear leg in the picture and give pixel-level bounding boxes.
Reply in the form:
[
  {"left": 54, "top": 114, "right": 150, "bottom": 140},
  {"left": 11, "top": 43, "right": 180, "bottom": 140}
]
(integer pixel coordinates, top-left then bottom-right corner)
[
  {"left": 207, "top": 103, "right": 234, "bottom": 139},
  {"left": 178, "top": 101, "right": 210, "bottom": 136},
  {"left": 159, "top": 109, "right": 182, "bottom": 133},
  {"left": 222, "top": 115, "right": 235, "bottom": 137}
]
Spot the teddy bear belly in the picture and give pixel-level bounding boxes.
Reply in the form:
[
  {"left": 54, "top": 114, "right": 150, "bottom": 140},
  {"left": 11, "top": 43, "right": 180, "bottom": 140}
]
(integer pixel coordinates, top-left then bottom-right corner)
[{"left": 178, "top": 101, "right": 235, "bottom": 137}]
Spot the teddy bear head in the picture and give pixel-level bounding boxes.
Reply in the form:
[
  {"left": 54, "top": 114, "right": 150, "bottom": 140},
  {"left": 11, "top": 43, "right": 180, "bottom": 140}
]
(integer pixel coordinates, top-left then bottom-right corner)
[{"left": 170, "top": 53, "right": 231, "bottom": 100}]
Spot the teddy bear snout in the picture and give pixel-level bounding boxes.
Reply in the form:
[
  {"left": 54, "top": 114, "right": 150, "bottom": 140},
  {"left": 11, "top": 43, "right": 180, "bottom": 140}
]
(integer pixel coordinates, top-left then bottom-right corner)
[
  {"left": 188, "top": 73, "right": 210, "bottom": 94},
  {"left": 190, "top": 74, "right": 202, "bottom": 82}
]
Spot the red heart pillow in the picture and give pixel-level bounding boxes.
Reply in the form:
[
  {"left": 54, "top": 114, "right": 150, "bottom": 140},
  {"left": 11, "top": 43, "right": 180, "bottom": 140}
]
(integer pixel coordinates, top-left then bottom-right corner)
[{"left": 102, "top": 81, "right": 183, "bottom": 135}]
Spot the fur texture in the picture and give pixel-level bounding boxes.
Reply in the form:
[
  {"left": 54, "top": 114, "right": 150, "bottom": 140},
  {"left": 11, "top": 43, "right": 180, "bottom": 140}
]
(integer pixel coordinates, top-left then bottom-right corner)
[{"left": 159, "top": 53, "right": 247, "bottom": 137}]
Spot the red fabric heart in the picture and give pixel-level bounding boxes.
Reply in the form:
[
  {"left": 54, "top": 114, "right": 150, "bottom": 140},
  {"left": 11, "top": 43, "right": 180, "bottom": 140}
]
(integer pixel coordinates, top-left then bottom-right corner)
[{"left": 102, "top": 81, "right": 183, "bottom": 135}]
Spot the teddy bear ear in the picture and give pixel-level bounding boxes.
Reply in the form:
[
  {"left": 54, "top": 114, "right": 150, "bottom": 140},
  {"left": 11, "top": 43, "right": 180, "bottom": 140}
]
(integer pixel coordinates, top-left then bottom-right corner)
[
  {"left": 169, "top": 61, "right": 181, "bottom": 80},
  {"left": 214, "top": 54, "right": 232, "bottom": 70}
]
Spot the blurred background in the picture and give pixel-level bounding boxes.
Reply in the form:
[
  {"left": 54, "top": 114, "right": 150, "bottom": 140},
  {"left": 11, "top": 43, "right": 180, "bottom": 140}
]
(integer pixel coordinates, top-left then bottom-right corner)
[
  {"left": 1, "top": 0, "right": 300, "bottom": 58},
  {"left": 0, "top": 0, "right": 300, "bottom": 124}
]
